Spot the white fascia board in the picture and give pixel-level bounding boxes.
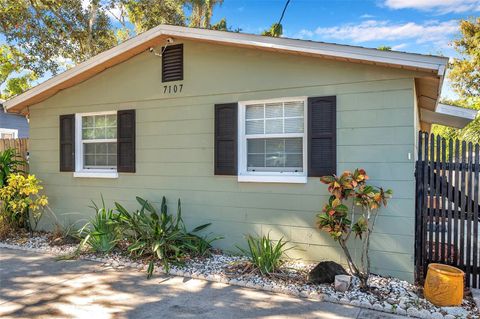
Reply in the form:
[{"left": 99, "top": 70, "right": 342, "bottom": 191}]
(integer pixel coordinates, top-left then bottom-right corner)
[
  {"left": 436, "top": 103, "right": 478, "bottom": 120},
  {"left": 4, "top": 24, "right": 448, "bottom": 111},
  {"left": 159, "top": 25, "right": 448, "bottom": 71},
  {"left": 421, "top": 107, "right": 477, "bottom": 129}
]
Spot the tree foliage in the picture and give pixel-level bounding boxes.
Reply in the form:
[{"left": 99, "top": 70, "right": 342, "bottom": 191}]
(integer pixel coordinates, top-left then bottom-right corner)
[
  {"left": 0, "top": 0, "right": 233, "bottom": 98},
  {"left": 0, "top": 0, "right": 117, "bottom": 76},
  {"left": 433, "top": 18, "right": 480, "bottom": 143},
  {"left": 262, "top": 23, "right": 282, "bottom": 37},
  {"left": 188, "top": 0, "right": 223, "bottom": 28},
  {"left": 0, "top": 44, "right": 37, "bottom": 99},
  {"left": 448, "top": 18, "right": 480, "bottom": 98},
  {"left": 123, "top": 0, "right": 185, "bottom": 33}
]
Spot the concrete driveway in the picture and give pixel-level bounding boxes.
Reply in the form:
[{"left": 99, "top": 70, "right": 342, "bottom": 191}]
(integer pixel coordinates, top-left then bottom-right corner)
[{"left": 0, "top": 248, "right": 404, "bottom": 319}]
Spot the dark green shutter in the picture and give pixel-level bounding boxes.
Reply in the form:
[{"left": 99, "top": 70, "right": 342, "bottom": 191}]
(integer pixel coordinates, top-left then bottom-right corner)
[
  {"left": 308, "top": 96, "right": 336, "bottom": 177},
  {"left": 214, "top": 103, "right": 238, "bottom": 175},
  {"left": 59, "top": 114, "right": 75, "bottom": 172},
  {"left": 117, "top": 109, "right": 136, "bottom": 173}
]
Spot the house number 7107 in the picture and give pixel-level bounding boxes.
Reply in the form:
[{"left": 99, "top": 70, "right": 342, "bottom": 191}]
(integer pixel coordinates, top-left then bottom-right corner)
[{"left": 163, "top": 84, "right": 183, "bottom": 94}]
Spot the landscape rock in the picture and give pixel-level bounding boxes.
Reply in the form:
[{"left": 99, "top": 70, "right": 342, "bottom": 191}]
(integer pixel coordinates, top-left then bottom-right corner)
[
  {"left": 308, "top": 261, "right": 347, "bottom": 284},
  {"left": 442, "top": 306, "right": 468, "bottom": 317},
  {"left": 430, "top": 312, "right": 444, "bottom": 319},
  {"left": 334, "top": 274, "right": 351, "bottom": 292},
  {"left": 396, "top": 308, "right": 407, "bottom": 316}
]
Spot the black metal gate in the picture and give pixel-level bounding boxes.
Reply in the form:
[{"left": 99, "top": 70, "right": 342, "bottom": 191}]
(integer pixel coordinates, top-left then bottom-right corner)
[{"left": 415, "top": 132, "right": 480, "bottom": 288}]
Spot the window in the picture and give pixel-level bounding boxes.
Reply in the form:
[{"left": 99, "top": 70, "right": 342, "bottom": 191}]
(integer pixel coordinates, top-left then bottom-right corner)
[
  {"left": 0, "top": 128, "right": 18, "bottom": 139},
  {"left": 238, "top": 97, "right": 307, "bottom": 183},
  {"left": 74, "top": 112, "right": 118, "bottom": 178}
]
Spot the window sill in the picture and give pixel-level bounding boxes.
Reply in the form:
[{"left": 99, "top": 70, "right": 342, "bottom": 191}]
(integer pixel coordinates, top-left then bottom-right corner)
[
  {"left": 73, "top": 171, "right": 119, "bottom": 179},
  {"left": 238, "top": 175, "right": 307, "bottom": 184}
]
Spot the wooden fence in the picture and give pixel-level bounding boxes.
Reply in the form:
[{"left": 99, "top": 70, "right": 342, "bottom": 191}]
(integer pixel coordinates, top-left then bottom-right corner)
[
  {"left": 0, "top": 138, "right": 29, "bottom": 172},
  {"left": 415, "top": 132, "right": 480, "bottom": 288}
]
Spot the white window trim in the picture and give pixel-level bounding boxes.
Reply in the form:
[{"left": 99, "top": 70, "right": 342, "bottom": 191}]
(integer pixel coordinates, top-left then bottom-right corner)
[
  {"left": 74, "top": 111, "right": 118, "bottom": 179},
  {"left": 0, "top": 128, "right": 18, "bottom": 138},
  {"left": 238, "top": 96, "right": 308, "bottom": 184}
]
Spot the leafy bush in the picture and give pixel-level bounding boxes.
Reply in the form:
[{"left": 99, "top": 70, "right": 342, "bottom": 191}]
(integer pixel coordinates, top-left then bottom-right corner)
[
  {"left": 0, "top": 148, "right": 26, "bottom": 187},
  {"left": 316, "top": 169, "right": 392, "bottom": 289},
  {"left": 237, "top": 233, "right": 290, "bottom": 275},
  {"left": 78, "top": 199, "right": 120, "bottom": 253},
  {"left": 0, "top": 173, "right": 48, "bottom": 231},
  {"left": 115, "top": 196, "right": 219, "bottom": 278}
]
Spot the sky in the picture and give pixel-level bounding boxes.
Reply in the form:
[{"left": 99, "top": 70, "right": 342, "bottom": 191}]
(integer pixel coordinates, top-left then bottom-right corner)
[{"left": 3, "top": 0, "right": 479, "bottom": 100}]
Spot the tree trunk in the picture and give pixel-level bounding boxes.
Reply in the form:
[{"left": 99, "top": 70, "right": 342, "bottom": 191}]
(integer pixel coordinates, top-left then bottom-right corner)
[{"left": 338, "top": 239, "right": 361, "bottom": 277}]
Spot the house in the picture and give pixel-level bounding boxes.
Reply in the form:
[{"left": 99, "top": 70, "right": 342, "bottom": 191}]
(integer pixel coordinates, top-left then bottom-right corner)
[
  {"left": 4, "top": 25, "right": 476, "bottom": 282},
  {"left": 0, "top": 99, "right": 29, "bottom": 138}
]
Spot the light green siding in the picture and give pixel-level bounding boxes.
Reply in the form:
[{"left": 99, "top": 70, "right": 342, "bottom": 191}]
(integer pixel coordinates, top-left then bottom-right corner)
[{"left": 29, "top": 40, "right": 426, "bottom": 281}]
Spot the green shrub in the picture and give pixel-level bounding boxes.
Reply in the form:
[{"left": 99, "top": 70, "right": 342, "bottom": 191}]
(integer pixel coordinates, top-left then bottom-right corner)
[
  {"left": 115, "top": 196, "right": 219, "bottom": 278},
  {"left": 78, "top": 198, "right": 120, "bottom": 253},
  {"left": 237, "top": 233, "right": 290, "bottom": 275},
  {"left": 0, "top": 148, "right": 26, "bottom": 187}
]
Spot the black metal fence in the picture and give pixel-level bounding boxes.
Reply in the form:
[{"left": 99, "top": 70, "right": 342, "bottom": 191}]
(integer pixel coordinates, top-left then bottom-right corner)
[{"left": 415, "top": 132, "right": 480, "bottom": 288}]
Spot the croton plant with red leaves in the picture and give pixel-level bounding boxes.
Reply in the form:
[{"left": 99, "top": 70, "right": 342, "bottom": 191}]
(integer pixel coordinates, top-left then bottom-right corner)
[{"left": 316, "top": 169, "right": 393, "bottom": 289}]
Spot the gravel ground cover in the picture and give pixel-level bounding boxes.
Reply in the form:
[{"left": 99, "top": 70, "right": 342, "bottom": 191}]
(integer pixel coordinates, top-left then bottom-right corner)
[{"left": 1, "top": 233, "right": 478, "bottom": 319}]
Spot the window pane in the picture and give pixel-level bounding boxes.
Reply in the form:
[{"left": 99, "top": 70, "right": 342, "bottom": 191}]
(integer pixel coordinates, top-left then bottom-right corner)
[
  {"left": 284, "top": 101, "right": 304, "bottom": 117},
  {"left": 266, "top": 139, "right": 284, "bottom": 154},
  {"left": 265, "top": 103, "right": 282, "bottom": 118},
  {"left": 106, "top": 127, "right": 116, "bottom": 139},
  {"left": 83, "top": 128, "right": 95, "bottom": 140},
  {"left": 247, "top": 154, "right": 265, "bottom": 169},
  {"left": 107, "top": 155, "right": 117, "bottom": 166},
  {"left": 82, "top": 116, "right": 94, "bottom": 128},
  {"left": 95, "top": 155, "right": 107, "bottom": 166},
  {"left": 108, "top": 143, "right": 117, "bottom": 154},
  {"left": 84, "top": 155, "right": 95, "bottom": 166},
  {"left": 265, "top": 119, "right": 283, "bottom": 134},
  {"left": 286, "top": 154, "right": 303, "bottom": 168},
  {"left": 95, "top": 115, "right": 106, "bottom": 126},
  {"left": 247, "top": 138, "right": 302, "bottom": 172},
  {"left": 246, "top": 120, "right": 264, "bottom": 134},
  {"left": 106, "top": 114, "right": 117, "bottom": 126},
  {"left": 284, "top": 118, "right": 304, "bottom": 133},
  {"left": 84, "top": 143, "right": 95, "bottom": 154},
  {"left": 96, "top": 143, "right": 107, "bottom": 154},
  {"left": 246, "top": 104, "right": 263, "bottom": 119},
  {"left": 285, "top": 138, "right": 303, "bottom": 153},
  {"left": 94, "top": 128, "right": 106, "bottom": 139},
  {"left": 266, "top": 153, "right": 285, "bottom": 167},
  {"left": 247, "top": 139, "right": 265, "bottom": 153},
  {"left": 82, "top": 114, "right": 116, "bottom": 140},
  {"left": 83, "top": 142, "right": 117, "bottom": 169},
  {"left": 244, "top": 100, "right": 304, "bottom": 136}
]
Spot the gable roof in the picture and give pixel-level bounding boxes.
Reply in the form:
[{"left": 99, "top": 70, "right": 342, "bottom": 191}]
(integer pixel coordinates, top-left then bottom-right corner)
[{"left": 4, "top": 24, "right": 448, "bottom": 114}]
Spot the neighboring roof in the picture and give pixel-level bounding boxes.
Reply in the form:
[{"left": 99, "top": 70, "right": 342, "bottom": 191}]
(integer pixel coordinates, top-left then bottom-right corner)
[
  {"left": 4, "top": 24, "right": 448, "bottom": 114},
  {"left": 421, "top": 103, "right": 478, "bottom": 129}
]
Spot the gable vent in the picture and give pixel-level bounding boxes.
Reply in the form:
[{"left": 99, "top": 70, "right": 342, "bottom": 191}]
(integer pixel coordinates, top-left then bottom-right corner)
[{"left": 162, "top": 44, "right": 183, "bottom": 82}]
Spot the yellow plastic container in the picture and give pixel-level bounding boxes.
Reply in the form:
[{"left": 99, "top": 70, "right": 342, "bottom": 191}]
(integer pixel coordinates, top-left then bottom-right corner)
[{"left": 424, "top": 263, "right": 464, "bottom": 306}]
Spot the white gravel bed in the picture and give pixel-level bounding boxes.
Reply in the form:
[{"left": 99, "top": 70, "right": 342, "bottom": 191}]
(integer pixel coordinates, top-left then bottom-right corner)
[{"left": 1, "top": 234, "right": 478, "bottom": 319}]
